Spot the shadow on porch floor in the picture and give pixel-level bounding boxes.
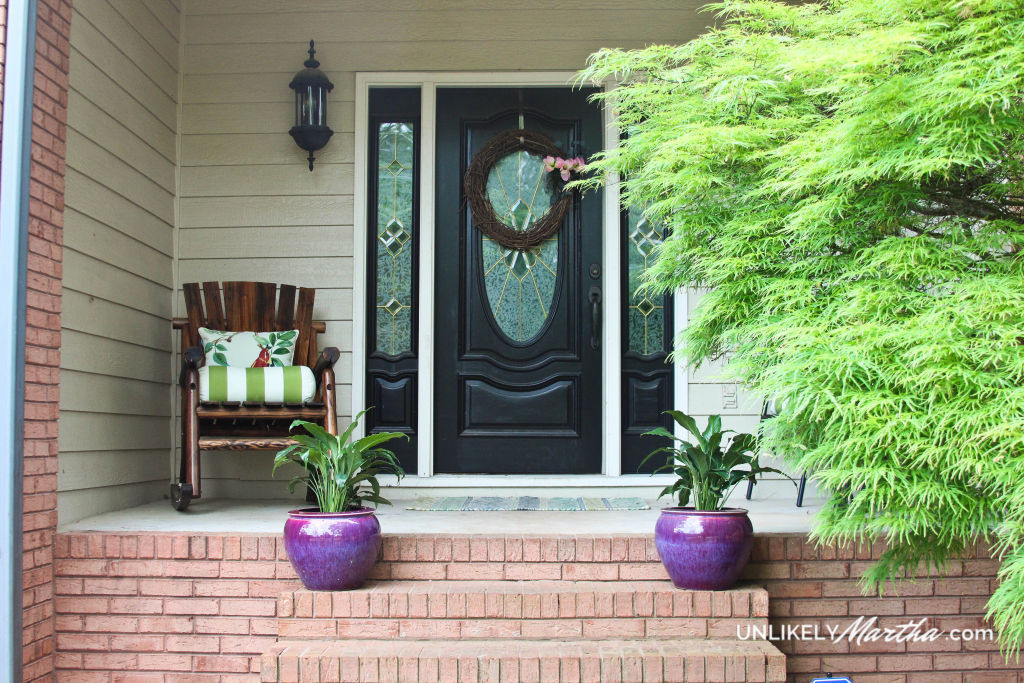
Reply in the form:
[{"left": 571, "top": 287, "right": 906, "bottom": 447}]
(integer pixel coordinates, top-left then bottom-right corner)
[{"left": 60, "top": 484, "right": 822, "bottom": 535}]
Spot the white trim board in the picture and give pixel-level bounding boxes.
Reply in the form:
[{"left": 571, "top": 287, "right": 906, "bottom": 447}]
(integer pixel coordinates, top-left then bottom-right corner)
[{"left": 351, "top": 72, "right": 688, "bottom": 483}]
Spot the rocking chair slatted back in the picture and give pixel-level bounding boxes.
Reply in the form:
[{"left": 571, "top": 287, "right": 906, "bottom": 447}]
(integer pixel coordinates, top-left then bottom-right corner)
[
  {"left": 181, "top": 281, "right": 319, "bottom": 367},
  {"left": 182, "top": 282, "right": 205, "bottom": 348},
  {"left": 275, "top": 285, "right": 297, "bottom": 330},
  {"left": 293, "top": 287, "right": 315, "bottom": 367},
  {"left": 201, "top": 282, "right": 227, "bottom": 331}
]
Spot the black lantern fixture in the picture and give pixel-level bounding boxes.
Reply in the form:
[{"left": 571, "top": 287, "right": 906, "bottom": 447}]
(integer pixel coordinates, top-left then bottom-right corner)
[{"left": 289, "top": 40, "right": 334, "bottom": 171}]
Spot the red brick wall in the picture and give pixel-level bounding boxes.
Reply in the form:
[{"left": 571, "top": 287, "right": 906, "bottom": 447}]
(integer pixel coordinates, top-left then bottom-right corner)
[
  {"left": 746, "top": 536, "right": 1014, "bottom": 683},
  {"left": 51, "top": 532, "right": 1019, "bottom": 682},
  {"left": 23, "top": 0, "right": 71, "bottom": 679},
  {"left": 54, "top": 533, "right": 290, "bottom": 679}
]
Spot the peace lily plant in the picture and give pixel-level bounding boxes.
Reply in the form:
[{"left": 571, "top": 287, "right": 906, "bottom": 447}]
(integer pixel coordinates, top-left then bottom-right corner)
[
  {"left": 273, "top": 410, "right": 406, "bottom": 513},
  {"left": 641, "top": 410, "right": 786, "bottom": 511},
  {"left": 274, "top": 410, "right": 406, "bottom": 591}
]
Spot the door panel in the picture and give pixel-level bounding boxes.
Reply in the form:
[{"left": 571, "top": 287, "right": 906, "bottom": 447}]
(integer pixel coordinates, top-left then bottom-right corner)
[
  {"left": 434, "top": 87, "right": 602, "bottom": 474},
  {"left": 461, "top": 376, "right": 579, "bottom": 437}
]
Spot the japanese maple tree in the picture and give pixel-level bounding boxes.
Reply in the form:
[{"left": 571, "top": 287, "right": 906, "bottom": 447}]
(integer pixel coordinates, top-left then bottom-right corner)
[{"left": 580, "top": 0, "right": 1024, "bottom": 648}]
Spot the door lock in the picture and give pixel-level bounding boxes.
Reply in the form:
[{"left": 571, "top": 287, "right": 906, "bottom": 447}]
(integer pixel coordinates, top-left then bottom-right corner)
[{"left": 589, "top": 263, "right": 601, "bottom": 280}]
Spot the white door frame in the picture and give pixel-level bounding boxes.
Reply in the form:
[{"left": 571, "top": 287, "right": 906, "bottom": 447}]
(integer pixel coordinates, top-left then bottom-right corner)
[{"left": 352, "top": 72, "right": 684, "bottom": 485}]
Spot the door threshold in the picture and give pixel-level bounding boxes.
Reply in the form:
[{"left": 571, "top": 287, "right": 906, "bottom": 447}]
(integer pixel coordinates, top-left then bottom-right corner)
[{"left": 382, "top": 474, "right": 675, "bottom": 488}]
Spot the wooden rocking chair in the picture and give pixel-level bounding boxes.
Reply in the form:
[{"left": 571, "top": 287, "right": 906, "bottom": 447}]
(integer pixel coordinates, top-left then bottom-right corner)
[{"left": 170, "top": 282, "right": 340, "bottom": 510}]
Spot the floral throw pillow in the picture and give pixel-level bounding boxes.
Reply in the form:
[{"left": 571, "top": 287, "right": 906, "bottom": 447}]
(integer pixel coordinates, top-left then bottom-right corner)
[{"left": 198, "top": 327, "right": 298, "bottom": 368}]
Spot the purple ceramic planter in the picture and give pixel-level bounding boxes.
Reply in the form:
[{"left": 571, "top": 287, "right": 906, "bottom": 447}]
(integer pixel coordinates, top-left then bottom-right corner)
[
  {"left": 654, "top": 507, "right": 753, "bottom": 591},
  {"left": 284, "top": 507, "right": 381, "bottom": 591}
]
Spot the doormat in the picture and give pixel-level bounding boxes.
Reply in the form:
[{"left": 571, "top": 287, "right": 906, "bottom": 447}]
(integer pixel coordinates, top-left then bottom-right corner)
[{"left": 406, "top": 496, "right": 650, "bottom": 511}]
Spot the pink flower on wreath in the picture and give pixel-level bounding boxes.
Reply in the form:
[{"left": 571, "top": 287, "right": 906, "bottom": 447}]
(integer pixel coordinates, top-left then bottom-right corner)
[{"left": 544, "top": 156, "right": 587, "bottom": 181}]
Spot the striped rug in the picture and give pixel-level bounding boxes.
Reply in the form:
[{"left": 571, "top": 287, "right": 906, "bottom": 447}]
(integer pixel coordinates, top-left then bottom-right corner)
[{"left": 406, "top": 496, "right": 650, "bottom": 511}]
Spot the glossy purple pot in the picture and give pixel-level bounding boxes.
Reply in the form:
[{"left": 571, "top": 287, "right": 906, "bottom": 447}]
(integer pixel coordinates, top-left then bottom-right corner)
[
  {"left": 284, "top": 507, "right": 381, "bottom": 591},
  {"left": 655, "top": 507, "right": 753, "bottom": 591}
]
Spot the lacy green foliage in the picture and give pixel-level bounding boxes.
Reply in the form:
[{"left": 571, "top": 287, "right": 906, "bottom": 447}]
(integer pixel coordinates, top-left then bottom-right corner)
[
  {"left": 273, "top": 410, "right": 407, "bottom": 513},
  {"left": 642, "top": 411, "right": 787, "bottom": 510},
  {"left": 579, "top": 0, "right": 1024, "bottom": 649}
]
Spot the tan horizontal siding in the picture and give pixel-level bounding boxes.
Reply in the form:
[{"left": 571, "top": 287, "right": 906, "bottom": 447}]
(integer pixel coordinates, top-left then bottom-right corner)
[
  {"left": 70, "top": 9, "right": 176, "bottom": 123},
  {"left": 65, "top": 170, "right": 175, "bottom": 255},
  {"left": 181, "top": 133, "right": 355, "bottom": 167},
  {"left": 63, "top": 250, "right": 172, "bottom": 317},
  {"left": 173, "top": 0, "right": 742, "bottom": 492},
  {"left": 184, "top": 0, "right": 706, "bottom": 13},
  {"left": 62, "top": 291, "right": 173, "bottom": 351},
  {"left": 59, "top": 450, "right": 170, "bottom": 489},
  {"left": 67, "top": 92, "right": 175, "bottom": 186},
  {"left": 183, "top": 72, "right": 356, "bottom": 104},
  {"left": 67, "top": 131, "right": 174, "bottom": 220},
  {"left": 111, "top": 0, "right": 179, "bottom": 64},
  {"left": 184, "top": 9, "right": 700, "bottom": 45},
  {"left": 58, "top": 0, "right": 180, "bottom": 526},
  {"left": 183, "top": 41, "right": 658, "bottom": 75},
  {"left": 60, "top": 329, "right": 171, "bottom": 385},
  {"left": 63, "top": 212, "right": 174, "bottom": 286},
  {"left": 57, "top": 482, "right": 168, "bottom": 526},
  {"left": 60, "top": 412, "right": 172, "bottom": 452},
  {"left": 179, "top": 195, "right": 352, "bottom": 228},
  {"left": 142, "top": 0, "right": 181, "bottom": 40},
  {"left": 79, "top": 0, "right": 177, "bottom": 95},
  {"left": 182, "top": 101, "right": 355, "bottom": 135},
  {"left": 178, "top": 226, "right": 352, "bottom": 259},
  {"left": 68, "top": 51, "right": 176, "bottom": 158},
  {"left": 61, "top": 371, "right": 172, "bottom": 417},
  {"left": 179, "top": 164, "right": 353, "bottom": 197}
]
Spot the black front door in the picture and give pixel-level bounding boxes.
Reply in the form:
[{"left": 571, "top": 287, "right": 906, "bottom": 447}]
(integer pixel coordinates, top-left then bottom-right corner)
[{"left": 434, "top": 87, "right": 603, "bottom": 474}]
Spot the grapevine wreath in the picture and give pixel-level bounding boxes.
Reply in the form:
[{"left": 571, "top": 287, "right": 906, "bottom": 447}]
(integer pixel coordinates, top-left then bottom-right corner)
[{"left": 463, "top": 129, "right": 582, "bottom": 251}]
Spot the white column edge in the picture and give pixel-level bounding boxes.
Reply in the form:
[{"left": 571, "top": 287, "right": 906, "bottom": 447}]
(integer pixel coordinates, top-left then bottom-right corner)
[
  {"left": 601, "top": 85, "right": 622, "bottom": 477},
  {"left": 416, "top": 83, "right": 437, "bottom": 478}
]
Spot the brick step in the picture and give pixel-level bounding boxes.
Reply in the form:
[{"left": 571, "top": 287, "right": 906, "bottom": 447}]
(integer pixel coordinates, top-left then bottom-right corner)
[
  {"left": 371, "top": 535, "right": 667, "bottom": 582},
  {"left": 277, "top": 582, "right": 767, "bottom": 641},
  {"left": 261, "top": 638, "right": 787, "bottom": 682}
]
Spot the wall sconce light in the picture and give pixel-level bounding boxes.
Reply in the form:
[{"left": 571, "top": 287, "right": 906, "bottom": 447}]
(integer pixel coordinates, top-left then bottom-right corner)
[{"left": 289, "top": 40, "right": 334, "bottom": 171}]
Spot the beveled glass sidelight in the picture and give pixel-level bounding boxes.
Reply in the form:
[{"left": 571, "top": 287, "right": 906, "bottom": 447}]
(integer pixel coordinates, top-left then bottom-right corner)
[
  {"left": 626, "top": 206, "right": 666, "bottom": 355},
  {"left": 374, "top": 122, "right": 415, "bottom": 356},
  {"left": 481, "top": 150, "right": 560, "bottom": 343}
]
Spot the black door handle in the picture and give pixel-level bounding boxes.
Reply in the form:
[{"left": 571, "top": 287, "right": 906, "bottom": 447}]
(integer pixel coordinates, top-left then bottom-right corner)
[{"left": 589, "top": 286, "right": 601, "bottom": 349}]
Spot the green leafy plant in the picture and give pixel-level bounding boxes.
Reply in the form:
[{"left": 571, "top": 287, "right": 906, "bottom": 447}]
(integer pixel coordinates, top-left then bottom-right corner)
[
  {"left": 579, "top": 0, "right": 1024, "bottom": 651},
  {"left": 642, "top": 410, "right": 786, "bottom": 510},
  {"left": 272, "top": 410, "right": 407, "bottom": 513}
]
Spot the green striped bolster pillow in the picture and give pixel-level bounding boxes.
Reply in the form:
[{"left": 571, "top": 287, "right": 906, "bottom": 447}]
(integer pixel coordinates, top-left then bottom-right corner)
[{"left": 199, "top": 366, "right": 316, "bottom": 403}]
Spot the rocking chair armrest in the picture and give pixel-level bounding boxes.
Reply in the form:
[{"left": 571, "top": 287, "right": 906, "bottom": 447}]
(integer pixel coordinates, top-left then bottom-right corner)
[
  {"left": 312, "top": 347, "right": 341, "bottom": 383},
  {"left": 180, "top": 346, "right": 204, "bottom": 388}
]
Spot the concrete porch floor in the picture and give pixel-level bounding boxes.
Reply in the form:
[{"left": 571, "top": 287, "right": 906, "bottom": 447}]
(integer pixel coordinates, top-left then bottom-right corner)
[{"left": 60, "top": 484, "right": 822, "bottom": 535}]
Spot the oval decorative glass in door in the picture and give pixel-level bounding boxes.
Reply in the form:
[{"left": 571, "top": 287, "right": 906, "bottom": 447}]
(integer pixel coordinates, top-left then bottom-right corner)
[{"left": 480, "top": 150, "right": 560, "bottom": 343}]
